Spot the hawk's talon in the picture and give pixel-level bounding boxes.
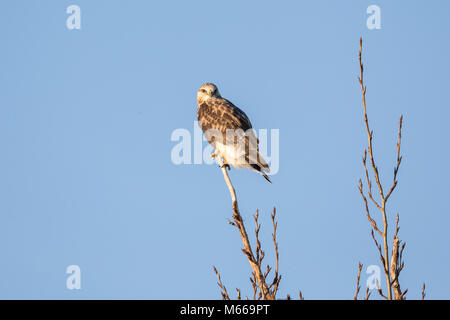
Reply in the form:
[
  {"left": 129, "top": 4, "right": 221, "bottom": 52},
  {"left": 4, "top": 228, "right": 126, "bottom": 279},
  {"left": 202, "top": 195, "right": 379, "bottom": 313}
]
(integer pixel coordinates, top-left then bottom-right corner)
[{"left": 221, "top": 162, "right": 231, "bottom": 171}]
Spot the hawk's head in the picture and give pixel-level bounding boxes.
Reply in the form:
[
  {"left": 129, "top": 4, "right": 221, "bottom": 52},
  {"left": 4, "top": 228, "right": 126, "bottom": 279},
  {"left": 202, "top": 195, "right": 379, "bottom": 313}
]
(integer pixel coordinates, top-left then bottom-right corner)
[{"left": 197, "top": 83, "right": 221, "bottom": 104}]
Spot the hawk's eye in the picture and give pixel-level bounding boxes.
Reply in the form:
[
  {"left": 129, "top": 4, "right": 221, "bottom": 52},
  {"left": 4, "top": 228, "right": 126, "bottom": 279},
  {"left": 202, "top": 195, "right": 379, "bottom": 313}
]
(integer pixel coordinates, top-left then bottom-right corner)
[{"left": 201, "top": 89, "right": 206, "bottom": 93}]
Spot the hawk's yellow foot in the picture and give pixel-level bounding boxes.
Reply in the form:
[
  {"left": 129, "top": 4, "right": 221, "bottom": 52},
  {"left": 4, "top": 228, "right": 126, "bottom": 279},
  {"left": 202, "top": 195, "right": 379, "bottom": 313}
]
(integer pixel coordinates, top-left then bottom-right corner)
[{"left": 210, "top": 152, "right": 216, "bottom": 159}]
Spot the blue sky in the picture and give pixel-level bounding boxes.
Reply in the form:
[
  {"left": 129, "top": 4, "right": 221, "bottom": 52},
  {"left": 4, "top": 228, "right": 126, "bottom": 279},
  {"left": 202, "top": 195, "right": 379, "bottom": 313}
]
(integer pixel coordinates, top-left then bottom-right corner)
[{"left": 0, "top": 1, "right": 449, "bottom": 299}]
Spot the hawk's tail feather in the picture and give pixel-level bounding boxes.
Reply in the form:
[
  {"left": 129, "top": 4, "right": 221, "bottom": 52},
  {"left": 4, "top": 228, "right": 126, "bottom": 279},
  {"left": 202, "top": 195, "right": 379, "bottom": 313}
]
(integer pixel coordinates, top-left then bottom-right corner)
[
  {"left": 250, "top": 164, "right": 272, "bottom": 184},
  {"left": 262, "top": 172, "right": 272, "bottom": 184},
  {"left": 245, "top": 152, "right": 270, "bottom": 173}
]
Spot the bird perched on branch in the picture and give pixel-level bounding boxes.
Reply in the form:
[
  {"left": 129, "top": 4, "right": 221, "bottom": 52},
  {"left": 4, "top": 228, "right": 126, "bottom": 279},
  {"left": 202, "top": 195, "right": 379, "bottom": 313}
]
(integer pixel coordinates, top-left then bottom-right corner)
[{"left": 196, "top": 83, "right": 271, "bottom": 183}]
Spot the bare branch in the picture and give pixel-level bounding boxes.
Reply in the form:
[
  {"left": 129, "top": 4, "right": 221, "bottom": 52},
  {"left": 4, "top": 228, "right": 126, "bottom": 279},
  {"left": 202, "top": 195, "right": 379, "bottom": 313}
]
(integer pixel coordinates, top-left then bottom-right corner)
[
  {"left": 358, "top": 37, "right": 403, "bottom": 300},
  {"left": 376, "top": 280, "right": 389, "bottom": 300},
  {"left": 390, "top": 234, "right": 403, "bottom": 299},
  {"left": 269, "top": 208, "right": 281, "bottom": 296},
  {"left": 250, "top": 273, "right": 258, "bottom": 300},
  {"left": 217, "top": 158, "right": 272, "bottom": 299},
  {"left": 386, "top": 116, "right": 403, "bottom": 201},
  {"left": 216, "top": 159, "right": 292, "bottom": 299},
  {"left": 421, "top": 283, "right": 426, "bottom": 300},
  {"left": 364, "top": 287, "right": 371, "bottom": 300},
  {"left": 299, "top": 291, "right": 304, "bottom": 300},
  {"left": 362, "top": 150, "right": 382, "bottom": 210},
  {"left": 358, "top": 38, "right": 385, "bottom": 202},
  {"left": 213, "top": 266, "right": 230, "bottom": 300},
  {"left": 354, "top": 262, "right": 363, "bottom": 300},
  {"left": 386, "top": 214, "right": 408, "bottom": 300},
  {"left": 359, "top": 180, "right": 382, "bottom": 236}
]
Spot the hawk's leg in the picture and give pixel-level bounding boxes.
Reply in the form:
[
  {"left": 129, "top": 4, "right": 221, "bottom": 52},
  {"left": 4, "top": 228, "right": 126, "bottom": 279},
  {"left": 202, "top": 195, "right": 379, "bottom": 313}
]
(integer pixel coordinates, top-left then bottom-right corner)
[{"left": 210, "top": 152, "right": 216, "bottom": 159}]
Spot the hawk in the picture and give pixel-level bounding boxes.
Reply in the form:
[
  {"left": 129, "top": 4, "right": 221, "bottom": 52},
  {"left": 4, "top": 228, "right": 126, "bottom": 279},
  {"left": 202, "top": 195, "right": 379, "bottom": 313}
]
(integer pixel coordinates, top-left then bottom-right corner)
[{"left": 196, "top": 83, "right": 271, "bottom": 183}]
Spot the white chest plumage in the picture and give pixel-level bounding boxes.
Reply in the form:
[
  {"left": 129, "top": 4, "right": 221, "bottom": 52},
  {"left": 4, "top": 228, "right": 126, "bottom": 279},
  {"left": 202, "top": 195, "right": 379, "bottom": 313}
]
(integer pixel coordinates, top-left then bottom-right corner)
[{"left": 214, "top": 142, "right": 246, "bottom": 168}]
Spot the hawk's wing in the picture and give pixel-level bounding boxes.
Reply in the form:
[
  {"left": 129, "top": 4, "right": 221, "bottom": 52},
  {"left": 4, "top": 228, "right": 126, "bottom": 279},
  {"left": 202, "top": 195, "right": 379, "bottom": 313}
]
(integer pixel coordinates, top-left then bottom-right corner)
[{"left": 197, "top": 98, "right": 252, "bottom": 135}]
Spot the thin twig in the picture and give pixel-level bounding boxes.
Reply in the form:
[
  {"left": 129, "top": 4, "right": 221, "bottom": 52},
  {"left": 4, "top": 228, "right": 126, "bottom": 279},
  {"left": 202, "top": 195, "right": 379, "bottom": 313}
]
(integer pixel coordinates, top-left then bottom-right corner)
[
  {"left": 364, "top": 287, "right": 371, "bottom": 300},
  {"left": 359, "top": 180, "right": 382, "bottom": 236},
  {"left": 269, "top": 208, "right": 281, "bottom": 296},
  {"left": 386, "top": 116, "right": 403, "bottom": 201},
  {"left": 421, "top": 283, "right": 426, "bottom": 300},
  {"left": 354, "top": 262, "right": 363, "bottom": 300},
  {"left": 299, "top": 291, "right": 304, "bottom": 300},
  {"left": 376, "top": 280, "right": 389, "bottom": 300},
  {"left": 213, "top": 266, "right": 230, "bottom": 300}
]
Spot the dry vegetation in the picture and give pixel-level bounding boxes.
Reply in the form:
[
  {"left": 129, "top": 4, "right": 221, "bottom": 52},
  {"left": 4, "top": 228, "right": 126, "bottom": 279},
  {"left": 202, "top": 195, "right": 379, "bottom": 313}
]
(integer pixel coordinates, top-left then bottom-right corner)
[
  {"left": 354, "top": 38, "right": 425, "bottom": 300},
  {"left": 211, "top": 38, "right": 425, "bottom": 300},
  {"left": 212, "top": 156, "right": 300, "bottom": 300}
]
